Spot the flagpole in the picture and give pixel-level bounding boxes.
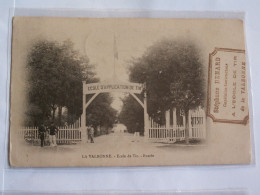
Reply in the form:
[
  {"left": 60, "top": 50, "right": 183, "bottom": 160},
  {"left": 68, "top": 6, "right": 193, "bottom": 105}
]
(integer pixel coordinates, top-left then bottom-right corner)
[
  {"left": 113, "top": 33, "right": 118, "bottom": 81},
  {"left": 113, "top": 47, "right": 116, "bottom": 82}
]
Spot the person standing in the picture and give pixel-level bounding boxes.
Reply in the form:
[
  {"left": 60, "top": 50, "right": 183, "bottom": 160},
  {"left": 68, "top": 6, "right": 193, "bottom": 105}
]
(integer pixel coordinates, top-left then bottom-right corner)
[
  {"left": 89, "top": 125, "right": 95, "bottom": 143},
  {"left": 48, "top": 122, "right": 59, "bottom": 147},
  {"left": 38, "top": 123, "right": 46, "bottom": 147}
]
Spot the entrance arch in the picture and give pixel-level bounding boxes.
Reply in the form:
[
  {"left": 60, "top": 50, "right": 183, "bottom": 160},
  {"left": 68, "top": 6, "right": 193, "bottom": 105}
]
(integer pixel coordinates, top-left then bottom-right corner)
[{"left": 80, "top": 81, "right": 149, "bottom": 140}]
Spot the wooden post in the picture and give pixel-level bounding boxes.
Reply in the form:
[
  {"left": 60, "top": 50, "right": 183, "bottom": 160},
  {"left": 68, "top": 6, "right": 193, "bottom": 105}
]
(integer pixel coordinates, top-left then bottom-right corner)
[
  {"left": 165, "top": 109, "right": 170, "bottom": 141},
  {"left": 184, "top": 110, "right": 189, "bottom": 144},
  {"left": 172, "top": 108, "right": 177, "bottom": 126},
  {"left": 81, "top": 82, "right": 86, "bottom": 129},
  {"left": 188, "top": 110, "right": 192, "bottom": 139},
  {"left": 182, "top": 112, "right": 186, "bottom": 127},
  {"left": 144, "top": 83, "right": 149, "bottom": 141},
  {"left": 202, "top": 108, "right": 207, "bottom": 139},
  {"left": 165, "top": 110, "right": 170, "bottom": 129},
  {"left": 172, "top": 108, "right": 178, "bottom": 141},
  {"left": 81, "top": 81, "right": 88, "bottom": 143}
]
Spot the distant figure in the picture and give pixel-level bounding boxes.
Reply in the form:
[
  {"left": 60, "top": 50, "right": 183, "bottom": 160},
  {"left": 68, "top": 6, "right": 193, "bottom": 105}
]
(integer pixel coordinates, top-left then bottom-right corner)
[
  {"left": 89, "top": 125, "right": 95, "bottom": 143},
  {"left": 48, "top": 122, "right": 59, "bottom": 147},
  {"left": 38, "top": 123, "right": 46, "bottom": 147}
]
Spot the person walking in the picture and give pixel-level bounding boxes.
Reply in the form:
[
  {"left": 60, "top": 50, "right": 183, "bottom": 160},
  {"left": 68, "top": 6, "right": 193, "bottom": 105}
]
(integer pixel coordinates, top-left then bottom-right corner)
[
  {"left": 89, "top": 125, "right": 95, "bottom": 143},
  {"left": 38, "top": 123, "right": 46, "bottom": 147},
  {"left": 48, "top": 122, "right": 59, "bottom": 147}
]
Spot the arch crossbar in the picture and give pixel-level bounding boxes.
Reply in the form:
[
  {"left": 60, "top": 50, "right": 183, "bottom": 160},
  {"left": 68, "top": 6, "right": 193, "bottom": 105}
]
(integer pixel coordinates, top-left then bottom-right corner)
[
  {"left": 80, "top": 81, "right": 149, "bottom": 141},
  {"left": 85, "top": 93, "right": 100, "bottom": 109},
  {"left": 129, "top": 93, "right": 144, "bottom": 108}
]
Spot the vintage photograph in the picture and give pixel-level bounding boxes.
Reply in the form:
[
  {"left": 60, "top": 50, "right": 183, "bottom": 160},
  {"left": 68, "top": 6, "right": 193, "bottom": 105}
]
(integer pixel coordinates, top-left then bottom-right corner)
[{"left": 9, "top": 17, "right": 251, "bottom": 167}]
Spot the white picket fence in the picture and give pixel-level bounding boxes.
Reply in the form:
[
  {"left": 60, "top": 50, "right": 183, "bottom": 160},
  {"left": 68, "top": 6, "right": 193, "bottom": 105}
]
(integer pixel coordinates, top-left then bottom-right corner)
[
  {"left": 20, "top": 108, "right": 206, "bottom": 145},
  {"left": 148, "top": 124, "right": 186, "bottom": 142},
  {"left": 148, "top": 107, "right": 206, "bottom": 143},
  {"left": 20, "top": 124, "right": 82, "bottom": 145},
  {"left": 189, "top": 108, "right": 206, "bottom": 139}
]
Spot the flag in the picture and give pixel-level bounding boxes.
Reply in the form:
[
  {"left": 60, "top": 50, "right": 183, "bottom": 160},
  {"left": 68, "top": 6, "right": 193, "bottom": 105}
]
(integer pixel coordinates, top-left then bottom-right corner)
[{"left": 114, "top": 35, "right": 118, "bottom": 60}]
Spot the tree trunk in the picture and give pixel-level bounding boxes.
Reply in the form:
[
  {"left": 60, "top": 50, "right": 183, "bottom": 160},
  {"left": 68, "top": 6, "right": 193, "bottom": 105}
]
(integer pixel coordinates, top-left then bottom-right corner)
[{"left": 184, "top": 109, "right": 190, "bottom": 144}]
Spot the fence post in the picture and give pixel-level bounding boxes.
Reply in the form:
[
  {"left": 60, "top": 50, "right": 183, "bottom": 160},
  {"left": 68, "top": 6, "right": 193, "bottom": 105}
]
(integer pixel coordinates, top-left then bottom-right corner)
[
  {"left": 165, "top": 109, "right": 170, "bottom": 141},
  {"left": 188, "top": 110, "right": 192, "bottom": 139},
  {"left": 182, "top": 113, "right": 186, "bottom": 127},
  {"left": 165, "top": 110, "right": 170, "bottom": 129},
  {"left": 172, "top": 108, "right": 177, "bottom": 126}
]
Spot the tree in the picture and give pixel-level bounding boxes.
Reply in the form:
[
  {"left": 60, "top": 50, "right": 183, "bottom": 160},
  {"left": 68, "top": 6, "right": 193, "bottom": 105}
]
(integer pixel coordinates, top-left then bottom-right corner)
[
  {"left": 119, "top": 94, "right": 144, "bottom": 135},
  {"left": 129, "top": 39, "right": 205, "bottom": 143},
  {"left": 86, "top": 93, "right": 117, "bottom": 135},
  {"left": 26, "top": 39, "right": 94, "bottom": 125}
]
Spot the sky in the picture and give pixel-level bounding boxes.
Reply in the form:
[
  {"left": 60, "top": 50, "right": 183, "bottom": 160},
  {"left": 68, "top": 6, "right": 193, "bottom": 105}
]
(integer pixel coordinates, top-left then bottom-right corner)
[
  {"left": 83, "top": 29, "right": 152, "bottom": 111},
  {"left": 12, "top": 17, "right": 245, "bottom": 114}
]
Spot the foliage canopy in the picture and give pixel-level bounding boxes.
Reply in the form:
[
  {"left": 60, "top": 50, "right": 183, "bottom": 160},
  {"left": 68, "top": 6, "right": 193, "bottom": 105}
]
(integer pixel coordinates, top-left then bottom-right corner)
[{"left": 121, "top": 39, "right": 205, "bottom": 126}]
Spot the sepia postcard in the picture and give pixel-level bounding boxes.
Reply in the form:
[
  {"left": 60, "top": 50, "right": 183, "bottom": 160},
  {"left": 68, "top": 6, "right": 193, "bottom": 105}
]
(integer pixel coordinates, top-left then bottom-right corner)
[{"left": 9, "top": 17, "right": 251, "bottom": 167}]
